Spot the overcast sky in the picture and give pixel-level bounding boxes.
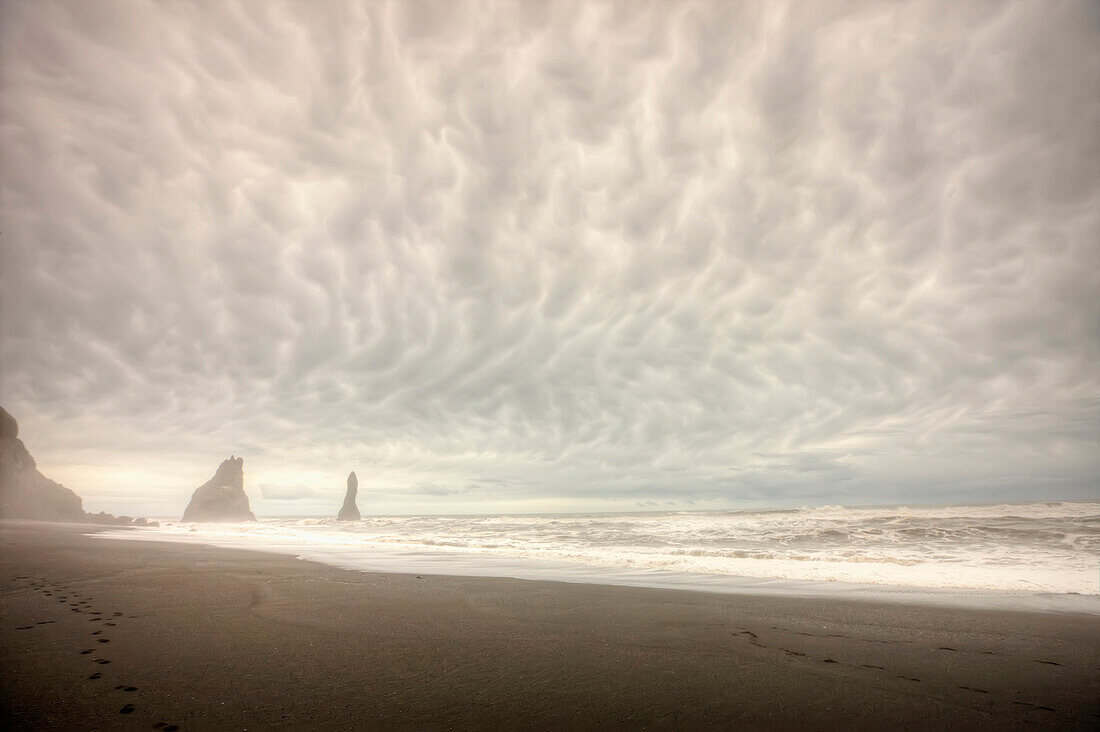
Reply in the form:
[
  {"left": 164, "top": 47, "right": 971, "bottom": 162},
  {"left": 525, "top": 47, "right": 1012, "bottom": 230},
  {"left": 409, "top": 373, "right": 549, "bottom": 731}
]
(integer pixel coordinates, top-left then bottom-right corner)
[{"left": 1, "top": 0, "right": 1097, "bottom": 517}]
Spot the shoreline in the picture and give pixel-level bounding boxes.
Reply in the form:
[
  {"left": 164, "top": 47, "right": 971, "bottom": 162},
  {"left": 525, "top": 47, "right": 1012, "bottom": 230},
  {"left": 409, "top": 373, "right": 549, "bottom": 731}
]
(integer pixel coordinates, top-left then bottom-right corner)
[
  {"left": 91, "top": 520, "right": 1100, "bottom": 616},
  {"left": 3, "top": 521, "right": 1099, "bottom": 728}
]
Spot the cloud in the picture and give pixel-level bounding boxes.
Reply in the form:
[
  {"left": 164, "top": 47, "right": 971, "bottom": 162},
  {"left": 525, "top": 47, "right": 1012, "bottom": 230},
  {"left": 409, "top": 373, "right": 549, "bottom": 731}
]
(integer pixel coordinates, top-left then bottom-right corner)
[
  {"left": 407, "top": 482, "right": 462, "bottom": 497},
  {"left": 1, "top": 0, "right": 1097, "bottom": 515},
  {"left": 258, "top": 483, "right": 318, "bottom": 501}
]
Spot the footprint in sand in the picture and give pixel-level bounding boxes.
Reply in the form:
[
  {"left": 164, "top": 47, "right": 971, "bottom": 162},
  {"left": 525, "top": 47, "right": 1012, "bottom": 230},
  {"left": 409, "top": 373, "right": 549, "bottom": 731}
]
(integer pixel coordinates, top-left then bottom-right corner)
[
  {"left": 80, "top": 649, "right": 94, "bottom": 655},
  {"left": 114, "top": 685, "right": 138, "bottom": 692},
  {"left": 153, "top": 723, "right": 180, "bottom": 731},
  {"left": 958, "top": 685, "right": 988, "bottom": 693},
  {"left": 119, "top": 704, "right": 135, "bottom": 714},
  {"left": 94, "top": 659, "right": 111, "bottom": 665},
  {"left": 105, "top": 622, "right": 116, "bottom": 627},
  {"left": 16, "top": 626, "right": 33, "bottom": 630},
  {"left": 92, "top": 631, "right": 102, "bottom": 635},
  {"left": 97, "top": 638, "right": 109, "bottom": 643}
]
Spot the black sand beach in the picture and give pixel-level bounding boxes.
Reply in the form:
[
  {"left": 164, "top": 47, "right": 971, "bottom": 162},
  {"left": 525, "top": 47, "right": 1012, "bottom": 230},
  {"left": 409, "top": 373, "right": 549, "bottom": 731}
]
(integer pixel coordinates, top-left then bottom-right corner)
[{"left": 2, "top": 521, "right": 1097, "bottom": 729}]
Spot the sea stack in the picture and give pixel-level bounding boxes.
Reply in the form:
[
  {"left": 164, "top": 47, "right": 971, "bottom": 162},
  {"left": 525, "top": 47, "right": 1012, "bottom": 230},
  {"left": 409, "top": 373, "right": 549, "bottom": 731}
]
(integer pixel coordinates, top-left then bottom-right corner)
[
  {"left": 0, "top": 406, "right": 85, "bottom": 521},
  {"left": 181, "top": 456, "right": 256, "bottom": 522},
  {"left": 337, "top": 471, "right": 361, "bottom": 521}
]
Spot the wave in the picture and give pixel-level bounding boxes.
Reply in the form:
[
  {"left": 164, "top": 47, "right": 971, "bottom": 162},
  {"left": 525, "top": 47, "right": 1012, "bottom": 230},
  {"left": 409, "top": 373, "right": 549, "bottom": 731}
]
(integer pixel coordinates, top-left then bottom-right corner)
[{"left": 110, "top": 500, "right": 1100, "bottom": 597}]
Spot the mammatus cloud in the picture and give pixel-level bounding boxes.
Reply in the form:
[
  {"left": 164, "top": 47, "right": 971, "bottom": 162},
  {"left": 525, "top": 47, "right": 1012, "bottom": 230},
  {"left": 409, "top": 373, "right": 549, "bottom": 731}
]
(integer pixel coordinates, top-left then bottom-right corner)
[{"left": 1, "top": 1, "right": 1097, "bottom": 515}]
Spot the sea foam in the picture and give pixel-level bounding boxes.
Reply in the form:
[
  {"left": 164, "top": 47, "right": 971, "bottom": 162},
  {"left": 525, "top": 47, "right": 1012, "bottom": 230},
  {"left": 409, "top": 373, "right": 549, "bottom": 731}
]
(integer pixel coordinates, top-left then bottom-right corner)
[{"left": 98, "top": 500, "right": 1100, "bottom": 613}]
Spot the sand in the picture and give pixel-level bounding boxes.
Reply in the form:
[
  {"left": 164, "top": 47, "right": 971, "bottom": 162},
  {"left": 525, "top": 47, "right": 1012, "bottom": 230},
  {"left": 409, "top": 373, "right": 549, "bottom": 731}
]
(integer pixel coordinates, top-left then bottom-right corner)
[{"left": 1, "top": 521, "right": 1097, "bottom": 729}]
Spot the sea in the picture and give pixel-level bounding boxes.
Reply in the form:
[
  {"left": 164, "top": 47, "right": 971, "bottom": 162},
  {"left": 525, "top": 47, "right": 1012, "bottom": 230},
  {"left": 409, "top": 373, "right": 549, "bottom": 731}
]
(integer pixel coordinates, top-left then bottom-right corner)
[{"left": 99, "top": 500, "right": 1100, "bottom": 614}]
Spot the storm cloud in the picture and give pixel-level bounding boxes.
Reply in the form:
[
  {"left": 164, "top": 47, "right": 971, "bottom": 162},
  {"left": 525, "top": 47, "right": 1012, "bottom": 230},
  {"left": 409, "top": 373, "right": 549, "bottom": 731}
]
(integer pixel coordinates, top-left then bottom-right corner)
[{"left": 1, "top": 0, "right": 1097, "bottom": 516}]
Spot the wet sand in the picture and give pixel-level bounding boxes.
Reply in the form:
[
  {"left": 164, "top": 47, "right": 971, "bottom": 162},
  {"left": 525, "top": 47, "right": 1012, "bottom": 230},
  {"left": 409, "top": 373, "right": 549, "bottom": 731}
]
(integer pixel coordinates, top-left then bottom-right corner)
[{"left": 2, "top": 521, "right": 1097, "bottom": 729}]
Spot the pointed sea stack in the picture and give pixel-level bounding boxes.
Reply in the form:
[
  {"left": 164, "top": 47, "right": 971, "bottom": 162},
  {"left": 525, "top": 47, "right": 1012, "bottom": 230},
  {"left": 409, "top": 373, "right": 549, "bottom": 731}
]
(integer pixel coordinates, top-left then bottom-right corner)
[
  {"left": 0, "top": 406, "right": 85, "bottom": 521},
  {"left": 181, "top": 456, "right": 256, "bottom": 522},
  {"left": 337, "top": 471, "right": 361, "bottom": 521}
]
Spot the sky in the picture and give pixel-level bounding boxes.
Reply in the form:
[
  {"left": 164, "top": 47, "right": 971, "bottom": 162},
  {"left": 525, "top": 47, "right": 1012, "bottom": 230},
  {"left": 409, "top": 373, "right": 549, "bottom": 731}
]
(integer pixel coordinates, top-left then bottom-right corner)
[{"left": 1, "top": 0, "right": 1097, "bottom": 518}]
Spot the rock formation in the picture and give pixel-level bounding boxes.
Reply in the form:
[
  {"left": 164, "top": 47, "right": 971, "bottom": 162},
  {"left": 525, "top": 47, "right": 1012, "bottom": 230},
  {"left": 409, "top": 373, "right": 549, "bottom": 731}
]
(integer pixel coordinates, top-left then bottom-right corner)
[
  {"left": 337, "top": 471, "right": 361, "bottom": 521},
  {"left": 0, "top": 406, "right": 17, "bottom": 441},
  {"left": 181, "top": 456, "right": 256, "bottom": 522},
  {"left": 0, "top": 406, "right": 86, "bottom": 521}
]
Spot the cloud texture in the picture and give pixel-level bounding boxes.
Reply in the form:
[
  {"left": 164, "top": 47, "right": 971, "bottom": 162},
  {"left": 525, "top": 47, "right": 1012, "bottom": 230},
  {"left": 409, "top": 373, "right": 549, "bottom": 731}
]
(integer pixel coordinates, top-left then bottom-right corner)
[{"left": 1, "top": 0, "right": 1098, "bottom": 515}]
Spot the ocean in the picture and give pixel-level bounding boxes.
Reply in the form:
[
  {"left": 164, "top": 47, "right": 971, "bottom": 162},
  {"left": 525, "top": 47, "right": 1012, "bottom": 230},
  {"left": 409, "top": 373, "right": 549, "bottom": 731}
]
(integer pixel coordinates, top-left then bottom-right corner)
[{"left": 100, "top": 500, "right": 1100, "bottom": 613}]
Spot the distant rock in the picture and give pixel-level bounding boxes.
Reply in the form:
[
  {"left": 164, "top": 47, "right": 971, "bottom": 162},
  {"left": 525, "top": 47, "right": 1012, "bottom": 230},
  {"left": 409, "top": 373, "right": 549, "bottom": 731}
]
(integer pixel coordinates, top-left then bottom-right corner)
[
  {"left": 181, "top": 456, "right": 256, "bottom": 522},
  {"left": 0, "top": 406, "right": 85, "bottom": 521},
  {"left": 337, "top": 471, "right": 361, "bottom": 521},
  {"left": 86, "top": 511, "right": 139, "bottom": 526},
  {"left": 85, "top": 513, "right": 159, "bottom": 527}
]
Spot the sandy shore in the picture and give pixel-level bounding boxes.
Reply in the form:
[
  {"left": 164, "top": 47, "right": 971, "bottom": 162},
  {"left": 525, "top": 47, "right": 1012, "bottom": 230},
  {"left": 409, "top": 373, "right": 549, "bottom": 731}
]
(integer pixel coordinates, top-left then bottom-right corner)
[{"left": 1, "top": 521, "right": 1097, "bottom": 729}]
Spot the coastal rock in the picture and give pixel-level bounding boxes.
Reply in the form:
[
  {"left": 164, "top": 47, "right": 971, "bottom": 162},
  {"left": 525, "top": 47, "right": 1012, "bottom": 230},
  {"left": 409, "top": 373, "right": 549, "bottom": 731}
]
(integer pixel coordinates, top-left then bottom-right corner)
[
  {"left": 337, "top": 471, "right": 361, "bottom": 521},
  {"left": 84, "top": 512, "right": 159, "bottom": 527},
  {"left": 0, "top": 406, "right": 18, "bottom": 440},
  {"left": 0, "top": 406, "right": 85, "bottom": 521},
  {"left": 181, "top": 456, "right": 256, "bottom": 522},
  {"left": 0, "top": 406, "right": 158, "bottom": 526},
  {"left": 88, "top": 511, "right": 134, "bottom": 526}
]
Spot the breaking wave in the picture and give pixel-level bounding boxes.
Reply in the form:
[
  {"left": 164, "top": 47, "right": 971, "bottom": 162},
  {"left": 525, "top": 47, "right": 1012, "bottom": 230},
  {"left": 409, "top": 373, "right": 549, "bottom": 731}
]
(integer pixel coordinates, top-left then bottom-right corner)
[{"left": 102, "top": 501, "right": 1099, "bottom": 604}]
